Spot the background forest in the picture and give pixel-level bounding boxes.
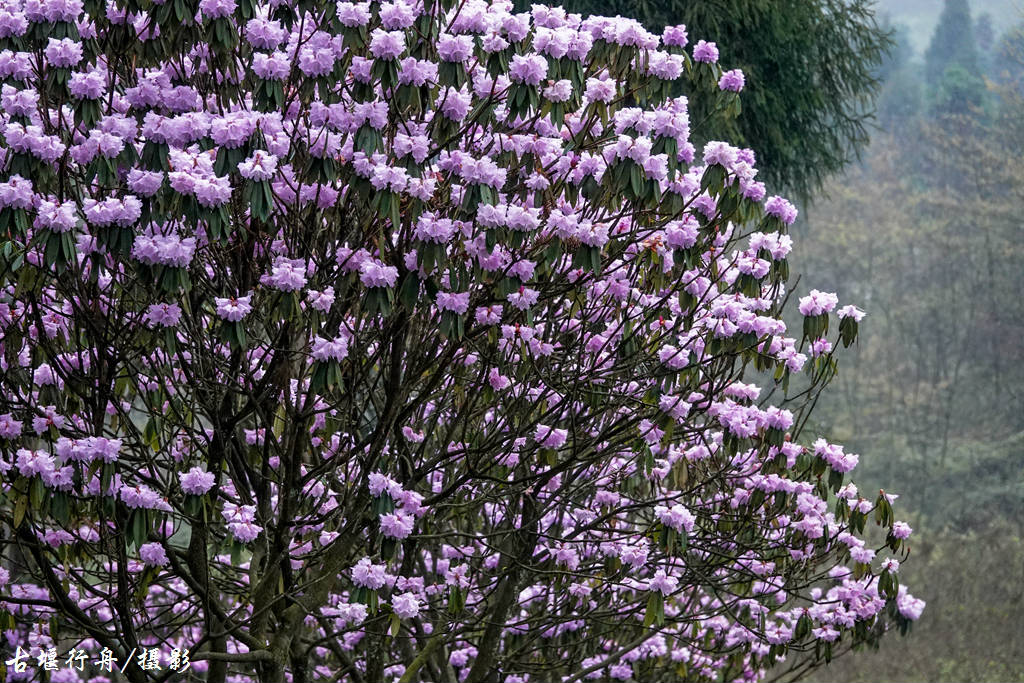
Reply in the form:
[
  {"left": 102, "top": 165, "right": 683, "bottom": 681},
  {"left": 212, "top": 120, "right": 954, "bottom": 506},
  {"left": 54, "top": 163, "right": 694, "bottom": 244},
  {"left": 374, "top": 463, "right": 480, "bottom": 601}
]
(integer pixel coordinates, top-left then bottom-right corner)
[{"left": 797, "top": 1, "right": 1024, "bottom": 680}]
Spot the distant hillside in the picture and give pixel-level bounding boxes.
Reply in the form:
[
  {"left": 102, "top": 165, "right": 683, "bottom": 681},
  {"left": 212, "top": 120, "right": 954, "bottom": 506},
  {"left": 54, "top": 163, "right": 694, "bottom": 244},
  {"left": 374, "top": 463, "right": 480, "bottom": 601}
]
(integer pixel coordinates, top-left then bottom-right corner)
[{"left": 874, "top": 0, "right": 1022, "bottom": 54}]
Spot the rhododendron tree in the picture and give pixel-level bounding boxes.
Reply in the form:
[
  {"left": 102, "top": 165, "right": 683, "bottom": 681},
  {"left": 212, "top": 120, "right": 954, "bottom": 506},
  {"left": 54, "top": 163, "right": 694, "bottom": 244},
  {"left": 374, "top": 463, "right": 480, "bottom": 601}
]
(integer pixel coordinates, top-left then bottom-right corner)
[{"left": 0, "top": 0, "right": 923, "bottom": 682}]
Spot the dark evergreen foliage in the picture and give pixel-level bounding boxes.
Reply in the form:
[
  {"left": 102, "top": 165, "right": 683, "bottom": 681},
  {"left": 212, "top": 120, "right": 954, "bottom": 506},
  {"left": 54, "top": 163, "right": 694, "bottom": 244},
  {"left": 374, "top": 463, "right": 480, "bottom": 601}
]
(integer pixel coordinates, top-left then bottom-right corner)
[
  {"left": 924, "top": 0, "right": 980, "bottom": 85},
  {"left": 924, "top": 0, "right": 987, "bottom": 115}
]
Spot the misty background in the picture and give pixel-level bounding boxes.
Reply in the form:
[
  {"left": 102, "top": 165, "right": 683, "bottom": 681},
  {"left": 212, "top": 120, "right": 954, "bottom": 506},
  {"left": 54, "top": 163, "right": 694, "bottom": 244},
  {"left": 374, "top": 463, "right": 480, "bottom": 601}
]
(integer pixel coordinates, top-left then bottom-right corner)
[{"left": 798, "top": 0, "right": 1024, "bottom": 680}]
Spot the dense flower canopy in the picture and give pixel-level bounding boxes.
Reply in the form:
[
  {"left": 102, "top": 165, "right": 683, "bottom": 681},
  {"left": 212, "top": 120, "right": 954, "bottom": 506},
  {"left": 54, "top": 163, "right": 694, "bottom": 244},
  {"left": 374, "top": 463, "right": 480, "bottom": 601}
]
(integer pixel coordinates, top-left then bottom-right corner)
[{"left": 0, "top": 0, "right": 921, "bottom": 682}]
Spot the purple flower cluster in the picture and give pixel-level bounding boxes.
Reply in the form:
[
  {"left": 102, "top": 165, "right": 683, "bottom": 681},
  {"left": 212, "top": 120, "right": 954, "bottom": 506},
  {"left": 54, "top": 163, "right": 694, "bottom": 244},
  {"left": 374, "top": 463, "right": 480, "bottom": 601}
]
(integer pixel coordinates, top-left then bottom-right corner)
[
  {"left": 143, "top": 302, "right": 182, "bottom": 328},
  {"left": 798, "top": 289, "right": 840, "bottom": 317},
  {"left": 662, "top": 25, "right": 688, "bottom": 48},
  {"left": 168, "top": 150, "right": 232, "bottom": 207},
  {"left": 223, "top": 503, "right": 263, "bottom": 542},
  {"left": 436, "top": 291, "right": 470, "bottom": 315},
  {"left": 535, "top": 424, "right": 568, "bottom": 449},
  {"left": 692, "top": 40, "right": 719, "bottom": 63},
  {"left": 34, "top": 199, "right": 78, "bottom": 233},
  {"left": 179, "top": 466, "right": 215, "bottom": 495},
  {"left": 718, "top": 68, "right": 745, "bottom": 92},
  {"left": 351, "top": 557, "right": 389, "bottom": 589},
  {"left": 215, "top": 294, "right": 253, "bottom": 322},
  {"left": 133, "top": 231, "right": 197, "bottom": 268},
  {"left": 311, "top": 334, "right": 351, "bottom": 362},
  {"left": 82, "top": 196, "right": 142, "bottom": 227},
  {"left": 238, "top": 152, "right": 278, "bottom": 181},
  {"left": 120, "top": 484, "right": 172, "bottom": 511},
  {"left": 44, "top": 38, "right": 83, "bottom": 67},
  {"left": 509, "top": 53, "right": 548, "bottom": 85},
  {"left": 369, "top": 28, "right": 405, "bottom": 60},
  {"left": 359, "top": 259, "right": 399, "bottom": 288},
  {"left": 260, "top": 256, "right": 309, "bottom": 292},
  {"left": 139, "top": 542, "right": 168, "bottom": 567},
  {"left": 765, "top": 195, "right": 799, "bottom": 225}
]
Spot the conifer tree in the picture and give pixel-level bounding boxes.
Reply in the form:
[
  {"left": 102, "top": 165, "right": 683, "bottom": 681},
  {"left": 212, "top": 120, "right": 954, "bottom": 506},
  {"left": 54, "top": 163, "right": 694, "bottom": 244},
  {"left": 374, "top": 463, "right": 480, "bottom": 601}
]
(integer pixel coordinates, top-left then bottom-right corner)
[{"left": 924, "top": 0, "right": 981, "bottom": 86}]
